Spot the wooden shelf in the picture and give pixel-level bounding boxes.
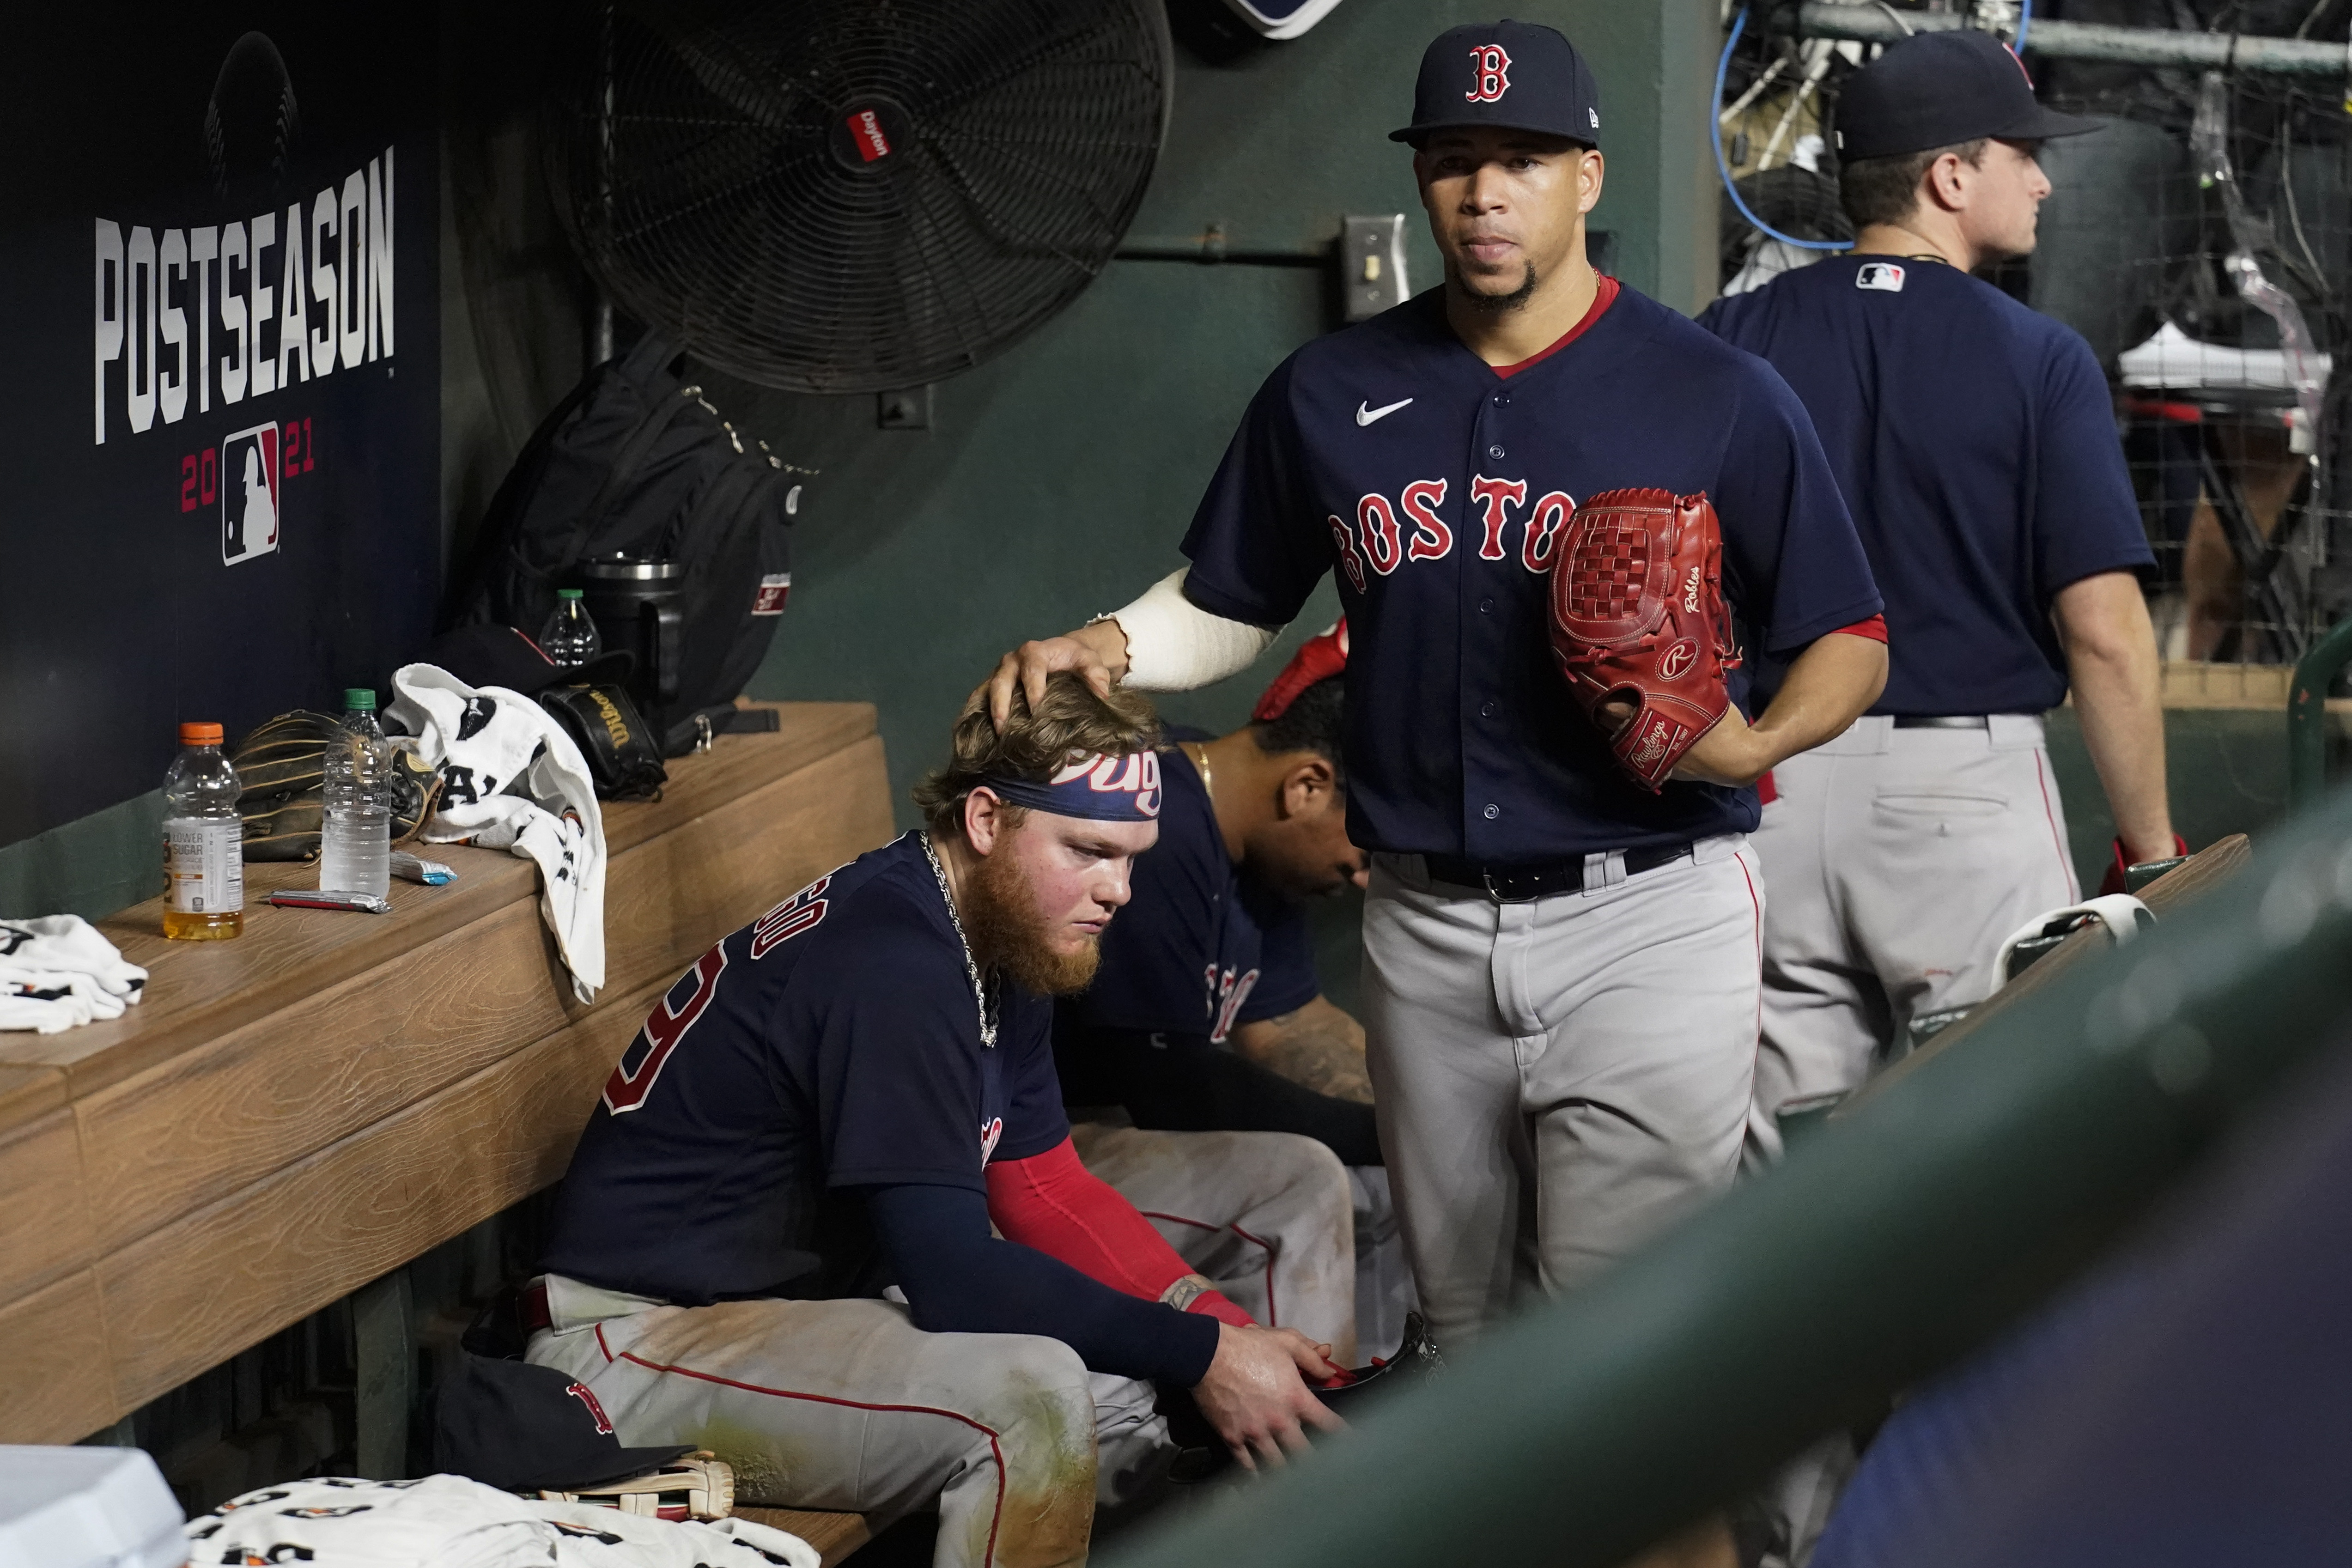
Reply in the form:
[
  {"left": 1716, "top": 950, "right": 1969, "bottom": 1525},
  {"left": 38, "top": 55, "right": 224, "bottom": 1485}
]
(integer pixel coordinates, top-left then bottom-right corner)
[{"left": 0, "top": 702, "right": 894, "bottom": 1445}]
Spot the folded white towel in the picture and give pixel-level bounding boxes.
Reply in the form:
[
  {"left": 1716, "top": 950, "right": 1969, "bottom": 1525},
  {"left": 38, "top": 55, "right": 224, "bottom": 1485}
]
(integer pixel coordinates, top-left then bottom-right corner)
[{"left": 0, "top": 916, "right": 147, "bottom": 1034}]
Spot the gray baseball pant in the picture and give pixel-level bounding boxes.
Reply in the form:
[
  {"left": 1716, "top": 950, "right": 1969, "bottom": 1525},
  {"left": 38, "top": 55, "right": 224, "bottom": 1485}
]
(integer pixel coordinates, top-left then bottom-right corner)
[
  {"left": 1749, "top": 714, "right": 2078, "bottom": 1163},
  {"left": 1361, "top": 836, "right": 1764, "bottom": 1347},
  {"left": 525, "top": 1275, "right": 1171, "bottom": 1568},
  {"left": 1072, "top": 1122, "right": 1360, "bottom": 1364}
]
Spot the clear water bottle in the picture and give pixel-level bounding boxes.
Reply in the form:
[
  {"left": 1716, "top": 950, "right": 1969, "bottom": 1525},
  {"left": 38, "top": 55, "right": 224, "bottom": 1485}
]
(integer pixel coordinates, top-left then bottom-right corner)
[
  {"left": 540, "top": 588, "right": 603, "bottom": 670},
  {"left": 162, "top": 722, "right": 245, "bottom": 941},
  {"left": 320, "top": 688, "right": 391, "bottom": 898}
]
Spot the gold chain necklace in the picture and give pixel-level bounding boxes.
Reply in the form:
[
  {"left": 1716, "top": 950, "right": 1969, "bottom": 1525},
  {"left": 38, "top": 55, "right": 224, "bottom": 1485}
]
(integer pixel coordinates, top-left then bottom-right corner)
[{"left": 1184, "top": 741, "right": 1214, "bottom": 805}]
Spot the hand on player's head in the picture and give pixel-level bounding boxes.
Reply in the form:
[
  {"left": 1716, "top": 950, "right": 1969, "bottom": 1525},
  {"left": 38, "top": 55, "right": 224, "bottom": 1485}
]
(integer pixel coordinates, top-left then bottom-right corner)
[{"left": 1192, "top": 1322, "right": 1347, "bottom": 1471}]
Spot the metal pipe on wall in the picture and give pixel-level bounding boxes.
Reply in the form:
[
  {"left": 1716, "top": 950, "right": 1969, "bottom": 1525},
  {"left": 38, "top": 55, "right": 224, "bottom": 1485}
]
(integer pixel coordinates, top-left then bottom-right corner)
[{"left": 1792, "top": 2, "right": 2352, "bottom": 74}]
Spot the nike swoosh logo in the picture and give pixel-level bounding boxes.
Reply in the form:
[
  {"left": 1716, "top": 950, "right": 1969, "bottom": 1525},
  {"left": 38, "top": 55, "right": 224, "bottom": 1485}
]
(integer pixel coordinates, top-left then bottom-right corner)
[{"left": 1356, "top": 397, "right": 1413, "bottom": 426}]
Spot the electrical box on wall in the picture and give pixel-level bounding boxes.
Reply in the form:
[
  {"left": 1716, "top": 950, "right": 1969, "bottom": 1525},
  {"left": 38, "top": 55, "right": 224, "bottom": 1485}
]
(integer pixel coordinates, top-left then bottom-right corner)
[{"left": 1342, "top": 214, "right": 1408, "bottom": 322}]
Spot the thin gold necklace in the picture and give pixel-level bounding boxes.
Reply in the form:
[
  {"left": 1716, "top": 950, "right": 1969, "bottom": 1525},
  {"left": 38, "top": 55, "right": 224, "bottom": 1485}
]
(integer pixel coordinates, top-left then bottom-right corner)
[{"left": 1184, "top": 741, "right": 1214, "bottom": 805}]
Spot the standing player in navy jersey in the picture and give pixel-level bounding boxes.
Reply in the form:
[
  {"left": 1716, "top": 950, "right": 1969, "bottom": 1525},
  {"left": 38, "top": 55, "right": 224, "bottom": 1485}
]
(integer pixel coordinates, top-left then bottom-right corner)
[
  {"left": 1057, "top": 623, "right": 1417, "bottom": 1358},
  {"left": 525, "top": 675, "right": 1342, "bottom": 1568},
  {"left": 987, "top": 20, "right": 1889, "bottom": 1351},
  {"left": 1700, "top": 29, "right": 2177, "bottom": 1167}
]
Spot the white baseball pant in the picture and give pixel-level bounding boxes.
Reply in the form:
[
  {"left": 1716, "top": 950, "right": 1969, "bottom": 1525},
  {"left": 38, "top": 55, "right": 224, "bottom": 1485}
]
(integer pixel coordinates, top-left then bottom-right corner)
[
  {"left": 1071, "top": 1122, "right": 1361, "bottom": 1364},
  {"left": 1361, "top": 836, "right": 1764, "bottom": 1348},
  {"left": 1748, "top": 714, "right": 2078, "bottom": 1163},
  {"left": 524, "top": 1276, "right": 1172, "bottom": 1568}
]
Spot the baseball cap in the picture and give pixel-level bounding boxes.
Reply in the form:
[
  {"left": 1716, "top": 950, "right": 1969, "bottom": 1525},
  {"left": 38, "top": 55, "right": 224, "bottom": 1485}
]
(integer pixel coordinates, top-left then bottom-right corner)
[
  {"left": 415, "top": 623, "right": 635, "bottom": 695},
  {"left": 1835, "top": 28, "right": 2101, "bottom": 161},
  {"left": 435, "top": 1351, "right": 693, "bottom": 1491},
  {"left": 1390, "top": 19, "right": 1602, "bottom": 148}
]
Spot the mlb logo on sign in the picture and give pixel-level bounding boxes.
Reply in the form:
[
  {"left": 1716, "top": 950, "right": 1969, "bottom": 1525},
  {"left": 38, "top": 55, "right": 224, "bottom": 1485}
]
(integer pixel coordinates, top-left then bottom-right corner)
[
  {"left": 220, "top": 422, "right": 281, "bottom": 565},
  {"left": 1855, "top": 262, "right": 1907, "bottom": 294}
]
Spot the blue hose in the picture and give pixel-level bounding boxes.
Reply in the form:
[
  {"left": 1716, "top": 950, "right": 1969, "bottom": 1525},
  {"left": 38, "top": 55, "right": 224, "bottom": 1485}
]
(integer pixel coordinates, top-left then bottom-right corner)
[
  {"left": 1714, "top": 7, "right": 1853, "bottom": 253},
  {"left": 2016, "top": 0, "right": 2033, "bottom": 56}
]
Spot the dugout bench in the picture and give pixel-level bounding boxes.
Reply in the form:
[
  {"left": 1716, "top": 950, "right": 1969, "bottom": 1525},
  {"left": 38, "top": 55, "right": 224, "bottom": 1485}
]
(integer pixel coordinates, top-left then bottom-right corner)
[{"left": 0, "top": 701, "right": 892, "bottom": 1561}]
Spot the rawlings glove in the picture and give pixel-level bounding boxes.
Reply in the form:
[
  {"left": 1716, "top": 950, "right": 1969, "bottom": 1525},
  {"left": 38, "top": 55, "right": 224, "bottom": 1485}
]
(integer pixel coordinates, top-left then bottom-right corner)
[{"left": 1547, "top": 488, "right": 1741, "bottom": 791}]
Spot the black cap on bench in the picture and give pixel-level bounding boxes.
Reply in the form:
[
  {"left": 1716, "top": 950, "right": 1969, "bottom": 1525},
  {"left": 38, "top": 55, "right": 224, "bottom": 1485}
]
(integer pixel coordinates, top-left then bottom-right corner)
[{"left": 435, "top": 1354, "right": 691, "bottom": 1492}]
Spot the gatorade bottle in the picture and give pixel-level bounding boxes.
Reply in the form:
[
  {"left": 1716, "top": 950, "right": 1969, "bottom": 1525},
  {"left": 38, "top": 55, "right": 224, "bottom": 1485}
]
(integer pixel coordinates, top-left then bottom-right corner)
[
  {"left": 320, "top": 689, "right": 392, "bottom": 898},
  {"left": 162, "top": 722, "right": 245, "bottom": 940}
]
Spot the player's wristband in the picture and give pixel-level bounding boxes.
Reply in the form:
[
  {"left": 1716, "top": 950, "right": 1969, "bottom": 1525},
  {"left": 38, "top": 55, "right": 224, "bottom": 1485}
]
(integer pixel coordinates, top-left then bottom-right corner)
[{"left": 1161, "top": 1272, "right": 1253, "bottom": 1327}]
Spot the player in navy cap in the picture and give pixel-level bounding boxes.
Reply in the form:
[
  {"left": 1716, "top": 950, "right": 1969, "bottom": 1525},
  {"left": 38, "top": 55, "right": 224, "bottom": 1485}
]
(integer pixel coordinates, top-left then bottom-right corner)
[
  {"left": 985, "top": 20, "right": 1889, "bottom": 1358},
  {"left": 526, "top": 674, "right": 1346, "bottom": 1564},
  {"left": 1056, "top": 623, "right": 1418, "bottom": 1359},
  {"left": 1701, "top": 29, "right": 2176, "bottom": 1162}
]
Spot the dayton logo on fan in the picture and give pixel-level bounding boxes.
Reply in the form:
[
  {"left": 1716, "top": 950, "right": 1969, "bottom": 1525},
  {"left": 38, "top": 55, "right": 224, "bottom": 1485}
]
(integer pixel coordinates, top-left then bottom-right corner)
[
  {"left": 1326, "top": 476, "right": 1579, "bottom": 591},
  {"left": 1466, "top": 44, "right": 1512, "bottom": 103},
  {"left": 846, "top": 109, "right": 891, "bottom": 162}
]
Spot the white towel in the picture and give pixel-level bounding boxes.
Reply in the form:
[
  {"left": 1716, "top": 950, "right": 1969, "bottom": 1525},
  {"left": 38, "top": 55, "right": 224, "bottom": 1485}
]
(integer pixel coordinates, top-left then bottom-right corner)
[
  {"left": 185, "top": 1473, "right": 820, "bottom": 1568},
  {"left": 390, "top": 665, "right": 607, "bottom": 1003},
  {"left": 0, "top": 915, "right": 147, "bottom": 1034}
]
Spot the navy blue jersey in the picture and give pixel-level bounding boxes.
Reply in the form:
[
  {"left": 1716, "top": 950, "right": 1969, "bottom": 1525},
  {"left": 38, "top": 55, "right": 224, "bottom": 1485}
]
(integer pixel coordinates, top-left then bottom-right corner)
[
  {"left": 1181, "top": 282, "right": 1881, "bottom": 860},
  {"left": 1699, "top": 255, "right": 2155, "bottom": 716},
  {"left": 1055, "top": 732, "right": 1319, "bottom": 1102},
  {"left": 541, "top": 833, "right": 1070, "bottom": 1307}
]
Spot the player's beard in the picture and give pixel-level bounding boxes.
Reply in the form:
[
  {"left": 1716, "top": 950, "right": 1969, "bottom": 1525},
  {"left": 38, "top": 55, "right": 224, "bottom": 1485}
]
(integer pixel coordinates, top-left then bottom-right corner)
[
  {"left": 962, "top": 844, "right": 1103, "bottom": 997},
  {"left": 1456, "top": 259, "right": 1540, "bottom": 314}
]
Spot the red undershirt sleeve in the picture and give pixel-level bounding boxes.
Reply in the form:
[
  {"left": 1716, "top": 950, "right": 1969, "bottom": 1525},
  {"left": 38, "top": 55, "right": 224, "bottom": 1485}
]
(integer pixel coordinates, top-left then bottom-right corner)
[
  {"left": 1833, "top": 613, "right": 1888, "bottom": 642},
  {"left": 985, "top": 1137, "right": 1255, "bottom": 1327}
]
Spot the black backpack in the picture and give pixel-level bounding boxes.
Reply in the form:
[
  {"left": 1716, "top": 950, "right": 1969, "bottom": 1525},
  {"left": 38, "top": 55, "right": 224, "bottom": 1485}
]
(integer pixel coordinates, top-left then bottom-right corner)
[{"left": 447, "top": 333, "right": 800, "bottom": 753}]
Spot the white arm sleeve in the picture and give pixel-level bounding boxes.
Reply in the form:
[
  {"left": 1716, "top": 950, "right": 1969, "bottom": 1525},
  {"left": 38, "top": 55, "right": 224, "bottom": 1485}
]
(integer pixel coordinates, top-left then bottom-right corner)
[{"left": 1103, "top": 570, "right": 1283, "bottom": 692}]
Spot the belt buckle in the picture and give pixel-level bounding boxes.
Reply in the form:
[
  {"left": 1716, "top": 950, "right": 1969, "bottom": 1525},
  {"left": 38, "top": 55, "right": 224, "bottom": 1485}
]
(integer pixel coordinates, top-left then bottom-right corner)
[{"left": 1482, "top": 869, "right": 1543, "bottom": 904}]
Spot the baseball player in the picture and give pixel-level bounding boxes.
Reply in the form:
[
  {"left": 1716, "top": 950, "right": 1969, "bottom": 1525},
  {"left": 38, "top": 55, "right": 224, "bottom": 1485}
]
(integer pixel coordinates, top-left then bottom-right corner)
[
  {"left": 1056, "top": 623, "right": 1416, "bottom": 1358},
  {"left": 525, "top": 674, "right": 1342, "bottom": 1568},
  {"left": 987, "top": 19, "right": 1888, "bottom": 1352},
  {"left": 1699, "top": 29, "right": 2177, "bottom": 1166}
]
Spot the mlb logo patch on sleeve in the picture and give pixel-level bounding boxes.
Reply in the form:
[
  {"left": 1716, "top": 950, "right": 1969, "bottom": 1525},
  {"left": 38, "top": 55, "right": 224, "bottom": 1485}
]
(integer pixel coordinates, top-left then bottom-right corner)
[{"left": 1855, "top": 262, "right": 1907, "bottom": 293}]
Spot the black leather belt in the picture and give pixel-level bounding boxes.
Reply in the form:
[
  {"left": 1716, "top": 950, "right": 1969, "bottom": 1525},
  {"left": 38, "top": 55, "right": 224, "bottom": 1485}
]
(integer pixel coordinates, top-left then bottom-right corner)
[
  {"left": 1425, "top": 842, "right": 1695, "bottom": 902},
  {"left": 1892, "top": 715, "right": 1990, "bottom": 729}
]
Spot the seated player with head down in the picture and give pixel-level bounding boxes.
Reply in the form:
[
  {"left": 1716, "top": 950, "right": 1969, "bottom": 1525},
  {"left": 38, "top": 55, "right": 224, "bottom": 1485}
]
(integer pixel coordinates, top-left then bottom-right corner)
[
  {"left": 1055, "top": 622, "right": 1416, "bottom": 1355},
  {"left": 525, "top": 673, "right": 1342, "bottom": 1568}
]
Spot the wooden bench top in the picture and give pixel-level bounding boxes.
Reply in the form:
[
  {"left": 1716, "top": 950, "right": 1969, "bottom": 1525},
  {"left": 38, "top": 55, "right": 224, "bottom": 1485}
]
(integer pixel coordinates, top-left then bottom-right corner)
[{"left": 0, "top": 701, "right": 895, "bottom": 1445}]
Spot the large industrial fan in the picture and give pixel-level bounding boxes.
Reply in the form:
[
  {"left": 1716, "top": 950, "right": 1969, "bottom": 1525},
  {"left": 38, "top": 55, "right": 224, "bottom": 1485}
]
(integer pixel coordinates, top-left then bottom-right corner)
[{"left": 547, "top": 0, "right": 1173, "bottom": 393}]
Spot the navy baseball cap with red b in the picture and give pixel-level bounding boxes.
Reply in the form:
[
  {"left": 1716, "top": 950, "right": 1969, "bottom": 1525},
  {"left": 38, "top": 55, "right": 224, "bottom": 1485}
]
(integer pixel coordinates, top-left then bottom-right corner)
[
  {"left": 1836, "top": 28, "right": 2100, "bottom": 160},
  {"left": 1390, "top": 19, "right": 1602, "bottom": 148}
]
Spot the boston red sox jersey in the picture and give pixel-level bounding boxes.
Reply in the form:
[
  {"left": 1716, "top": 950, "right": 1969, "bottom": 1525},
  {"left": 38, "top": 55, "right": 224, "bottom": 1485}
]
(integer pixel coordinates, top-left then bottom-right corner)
[
  {"left": 540, "top": 832, "right": 1069, "bottom": 1307},
  {"left": 1180, "top": 281, "right": 1882, "bottom": 861},
  {"left": 1698, "top": 255, "right": 2155, "bottom": 716},
  {"left": 1052, "top": 730, "right": 1319, "bottom": 1103}
]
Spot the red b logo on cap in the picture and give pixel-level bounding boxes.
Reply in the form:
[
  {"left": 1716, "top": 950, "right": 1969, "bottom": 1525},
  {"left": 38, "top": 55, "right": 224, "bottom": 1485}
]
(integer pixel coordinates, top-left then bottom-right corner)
[{"left": 1466, "top": 43, "right": 1511, "bottom": 103}]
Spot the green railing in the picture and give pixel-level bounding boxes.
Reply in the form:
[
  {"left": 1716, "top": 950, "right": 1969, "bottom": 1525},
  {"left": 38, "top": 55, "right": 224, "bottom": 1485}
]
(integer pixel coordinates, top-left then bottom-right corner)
[
  {"left": 2288, "top": 613, "right": 2352, "bottom": 808},
  {"left": 1106, "top": 787, "right": 2352, "bottom": 1568}
]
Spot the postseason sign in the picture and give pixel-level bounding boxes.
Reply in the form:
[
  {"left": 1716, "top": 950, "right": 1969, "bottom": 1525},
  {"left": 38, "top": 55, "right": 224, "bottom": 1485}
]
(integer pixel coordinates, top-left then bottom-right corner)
[{"left": 0, "top": 9, "right": 439, "bottom": 851}]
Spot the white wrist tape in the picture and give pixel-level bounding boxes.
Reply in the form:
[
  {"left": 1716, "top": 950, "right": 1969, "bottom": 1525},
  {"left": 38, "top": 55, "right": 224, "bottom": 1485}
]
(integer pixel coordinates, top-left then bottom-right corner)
[{"left": 1106, "top": 570, "right": 1282, "bottom": 692}]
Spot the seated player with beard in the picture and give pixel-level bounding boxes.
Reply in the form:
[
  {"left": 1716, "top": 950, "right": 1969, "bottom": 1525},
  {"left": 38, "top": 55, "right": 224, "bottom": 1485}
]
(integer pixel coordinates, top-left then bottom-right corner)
[{"left": 525, "top": 674, "right": 1342, "bottom": 1568}]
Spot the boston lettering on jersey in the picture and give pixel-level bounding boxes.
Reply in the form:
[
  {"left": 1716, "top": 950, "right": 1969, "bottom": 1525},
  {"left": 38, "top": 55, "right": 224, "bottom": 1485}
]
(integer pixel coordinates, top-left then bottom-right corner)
[
  {"left": 1182, "top": 282, "right": 1882, "bottom": 863},
  {"left": 542, "top": 833, "right": 1069, "bottom": 1307},
  {"left": 1699, "top": 255, "right": 2153, "bottom": 717}
]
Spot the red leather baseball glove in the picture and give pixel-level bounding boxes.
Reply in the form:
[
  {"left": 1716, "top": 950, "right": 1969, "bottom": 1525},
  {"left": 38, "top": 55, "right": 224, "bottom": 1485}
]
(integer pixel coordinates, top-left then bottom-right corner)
[
  {"left": 1253, "top": 619, "right": 1349, "bottom": 722},
  {"left": 1546, "top": 488, "right": 1741, "bottom": 791}
]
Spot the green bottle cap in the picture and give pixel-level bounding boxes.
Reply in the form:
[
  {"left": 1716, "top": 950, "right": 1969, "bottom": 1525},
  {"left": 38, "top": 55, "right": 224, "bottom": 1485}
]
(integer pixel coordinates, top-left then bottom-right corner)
[
  {"left": 344, "top": 688, "right": 378, "bottom": 711},
  {"left": 557, "top": 588, "right": 584, "bottom": 600}
]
